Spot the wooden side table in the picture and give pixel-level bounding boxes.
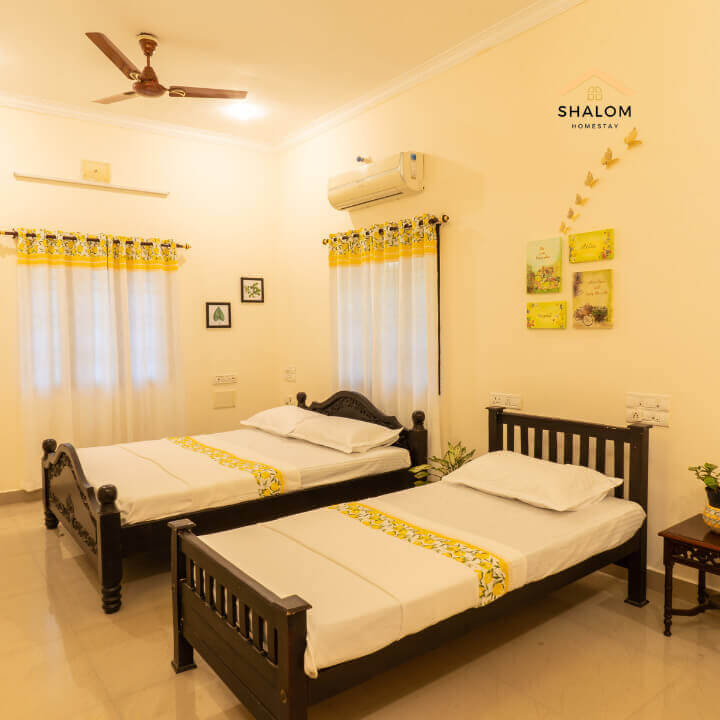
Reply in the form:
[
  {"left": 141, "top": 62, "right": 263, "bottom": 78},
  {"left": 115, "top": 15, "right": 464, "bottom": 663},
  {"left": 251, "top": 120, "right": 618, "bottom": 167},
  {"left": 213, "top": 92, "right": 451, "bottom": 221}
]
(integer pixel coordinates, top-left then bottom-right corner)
[{"left": 659, "top": 515, "right": 720, "bottom": 636}]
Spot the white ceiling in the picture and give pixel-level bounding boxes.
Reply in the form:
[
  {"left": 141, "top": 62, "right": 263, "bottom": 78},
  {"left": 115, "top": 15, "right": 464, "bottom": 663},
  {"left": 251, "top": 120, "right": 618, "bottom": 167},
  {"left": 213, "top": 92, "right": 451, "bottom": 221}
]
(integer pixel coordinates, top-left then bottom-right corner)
[{"left": 0, "top": 0, "right": 545, "bottom": 144}]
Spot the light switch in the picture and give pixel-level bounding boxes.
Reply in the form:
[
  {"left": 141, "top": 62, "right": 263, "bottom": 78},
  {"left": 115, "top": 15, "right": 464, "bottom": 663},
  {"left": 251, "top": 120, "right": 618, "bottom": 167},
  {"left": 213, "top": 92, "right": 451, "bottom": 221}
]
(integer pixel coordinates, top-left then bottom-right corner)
[
  {"left": 489, "top": 392, "right": 523, "bottom": 409},
  {"left": 285, "top": 366, "right": 297, "bottom": 383},
  {"left": 214, "top": 374, "right": 237, "bottom": 385},
  {"left": 626, "top": 393, "right": 670, "bottom": 426}
]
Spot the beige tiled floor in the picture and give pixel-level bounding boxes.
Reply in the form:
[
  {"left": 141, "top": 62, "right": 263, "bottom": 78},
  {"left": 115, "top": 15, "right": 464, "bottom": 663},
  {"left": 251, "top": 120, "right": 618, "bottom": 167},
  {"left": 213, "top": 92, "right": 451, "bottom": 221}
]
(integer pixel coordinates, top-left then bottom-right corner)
[{"left": 3, "top": 499, "right": 719, "bottom": 720}]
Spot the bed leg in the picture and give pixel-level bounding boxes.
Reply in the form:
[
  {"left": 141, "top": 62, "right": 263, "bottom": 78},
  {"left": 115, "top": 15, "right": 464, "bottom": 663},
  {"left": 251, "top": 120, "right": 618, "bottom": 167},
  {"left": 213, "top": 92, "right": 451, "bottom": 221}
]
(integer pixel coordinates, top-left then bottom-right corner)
[
  {"left": 44, "top": 509, "right": 59, "bottom": 530},
  {"left": 625, "top": 545, "right": 649, "bottom": 607},
  {"left": 170, "top": 519, "right": 197, "bottom": 673},
  {"left": 97, "top": 485, "right": 123, "bottom": 614},
  {"left": 41, "top": 439, "right": 59, "bottom": 529}
]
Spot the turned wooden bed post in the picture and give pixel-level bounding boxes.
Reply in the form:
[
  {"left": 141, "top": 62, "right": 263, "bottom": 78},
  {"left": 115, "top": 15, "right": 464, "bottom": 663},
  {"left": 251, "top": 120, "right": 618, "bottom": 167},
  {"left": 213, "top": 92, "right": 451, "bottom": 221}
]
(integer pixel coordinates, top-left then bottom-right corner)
[
  {"left": 625, "top": 423, "right": 650, "bottom": 607},
  {"left": 97, "top": 484, "right": 123, "bottom": 614},
  {"left": 41, "top": 439, "right": 59, "bottom": 529},
  {"left": 170, "top": 519, "right": 197, "bottom": 673},
  {"left": 408, "top": 411, "right": 428, "bottom": 466}
]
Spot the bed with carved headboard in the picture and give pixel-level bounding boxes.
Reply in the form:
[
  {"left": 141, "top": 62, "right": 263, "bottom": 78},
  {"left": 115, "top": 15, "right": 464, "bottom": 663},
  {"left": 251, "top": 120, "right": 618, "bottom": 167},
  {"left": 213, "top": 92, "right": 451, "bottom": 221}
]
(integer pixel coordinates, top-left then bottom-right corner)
[{"left": 41, "top": 390, "right": 427, "bottom": 613}]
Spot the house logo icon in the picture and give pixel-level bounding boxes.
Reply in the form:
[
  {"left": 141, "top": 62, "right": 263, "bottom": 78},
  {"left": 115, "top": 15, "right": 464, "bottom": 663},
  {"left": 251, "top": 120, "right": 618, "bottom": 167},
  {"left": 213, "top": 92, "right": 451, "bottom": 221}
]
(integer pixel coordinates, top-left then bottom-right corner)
[{"left": 557, "top": 71, "right": 633, "bottom": 131}]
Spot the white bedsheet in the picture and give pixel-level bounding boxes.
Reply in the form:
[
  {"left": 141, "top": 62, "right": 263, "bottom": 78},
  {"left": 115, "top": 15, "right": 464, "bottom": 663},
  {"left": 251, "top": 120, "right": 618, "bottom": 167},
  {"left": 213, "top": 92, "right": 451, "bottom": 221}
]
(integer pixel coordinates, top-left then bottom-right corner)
[
  {"left": 77, "top": 428, "right": 409, "bottom": 525},
  {"left": 202, "top": 481, "right": 645, "bottom": 677}
]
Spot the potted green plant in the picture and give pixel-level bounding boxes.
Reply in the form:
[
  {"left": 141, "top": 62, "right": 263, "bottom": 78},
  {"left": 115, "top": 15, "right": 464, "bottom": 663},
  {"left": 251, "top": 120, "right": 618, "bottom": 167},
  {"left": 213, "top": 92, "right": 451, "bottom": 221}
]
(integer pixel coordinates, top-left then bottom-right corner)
[
  {"left": 410, "top": 441, "right": 476, "bottom": 484},
  {"left": 689, "top": 462, "right": 720, "bottom": 532}
]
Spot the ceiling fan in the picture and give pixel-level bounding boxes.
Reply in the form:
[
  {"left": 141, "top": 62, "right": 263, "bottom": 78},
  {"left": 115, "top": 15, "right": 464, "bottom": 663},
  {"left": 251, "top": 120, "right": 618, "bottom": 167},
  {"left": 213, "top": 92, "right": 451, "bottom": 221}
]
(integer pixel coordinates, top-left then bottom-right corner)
[{"left": 86, "top": 32, "right": 248, "bottom": 104}]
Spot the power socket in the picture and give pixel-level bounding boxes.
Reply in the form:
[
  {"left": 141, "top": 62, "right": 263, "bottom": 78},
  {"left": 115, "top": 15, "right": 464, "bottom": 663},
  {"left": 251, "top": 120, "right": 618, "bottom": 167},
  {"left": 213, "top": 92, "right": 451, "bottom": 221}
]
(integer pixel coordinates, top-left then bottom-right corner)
[
  {"left": 214, "top": 374, "right": 237, "bottom": 385},
  {"left": 626, "top": 407, "right": 670, "bottom": 427},
  {"left": 284, "top": 366, "right": 297, "bottom": 383},
  {"left": 489, "top": 392, "right": 522, "bottom": 410},
  {"left": 626, "top": 392, "right": 670, "bottom": 426}
]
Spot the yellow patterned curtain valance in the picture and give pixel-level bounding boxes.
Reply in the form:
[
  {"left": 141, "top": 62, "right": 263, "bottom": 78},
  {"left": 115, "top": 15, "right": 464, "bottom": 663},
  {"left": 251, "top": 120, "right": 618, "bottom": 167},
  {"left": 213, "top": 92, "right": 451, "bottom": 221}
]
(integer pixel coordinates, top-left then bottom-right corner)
[
  {"left": 108, "top": 237, "right": 177, "bottom": 271},
  {"left": 15, "top": 229, "right": 177, "bottom": 271},
  {"left": 322, "top": 213, "right": 439, "bottom": 267}
]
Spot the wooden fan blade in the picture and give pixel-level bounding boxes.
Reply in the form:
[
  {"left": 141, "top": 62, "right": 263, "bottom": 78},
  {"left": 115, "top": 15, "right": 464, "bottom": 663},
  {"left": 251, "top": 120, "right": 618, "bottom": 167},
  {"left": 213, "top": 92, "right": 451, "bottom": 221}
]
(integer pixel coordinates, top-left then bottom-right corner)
[
  {"left": 86, "top": 32, "right": 141, "bottom": 81},
  {"left": 168, "top": 86, "right": 248, "bottom": 99},
  {"left": 93, "top": 91, "right": 137, "bottom": 104}
]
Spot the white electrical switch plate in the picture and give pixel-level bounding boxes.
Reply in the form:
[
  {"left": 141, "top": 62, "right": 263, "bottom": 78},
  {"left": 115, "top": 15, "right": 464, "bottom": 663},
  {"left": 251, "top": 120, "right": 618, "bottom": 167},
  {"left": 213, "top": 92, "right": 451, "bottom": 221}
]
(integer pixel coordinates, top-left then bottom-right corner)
[
  {"left": 285, "top": 366, "right": 297, "bottom": 383},
  {"left": 214, "top": 374, "right": 237, "bottom": 385},
  {"left": 626, "top": 407, "right": 670, "bottom": 427},
  {"left": 626, "top": 393, "right": 670, "bottom": 426},
  {"left": 626, "top": 393, "right": 670, "bottom": 411},
  {"left": 213, "top": 390, "right": 236, "bottom": 409},
  {"left": 489, "top": 392, "right": 523, "bottom": 409}
]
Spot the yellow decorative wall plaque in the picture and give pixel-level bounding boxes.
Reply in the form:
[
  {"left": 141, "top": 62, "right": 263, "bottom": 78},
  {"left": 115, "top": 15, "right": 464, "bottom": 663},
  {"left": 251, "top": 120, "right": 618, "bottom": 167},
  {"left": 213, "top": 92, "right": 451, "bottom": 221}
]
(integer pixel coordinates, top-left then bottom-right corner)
[
  {"left": 572, "top": 269, "right": 613, "bottom": 329},
  {"left": 526, "top": 301, "right": 567, "bottom": 329},
  {"left": 526, "top": 237, "right": 562, "bottom": 293},
  {"left": 568, "top": 228, "right": 614, "bottom": 263}
]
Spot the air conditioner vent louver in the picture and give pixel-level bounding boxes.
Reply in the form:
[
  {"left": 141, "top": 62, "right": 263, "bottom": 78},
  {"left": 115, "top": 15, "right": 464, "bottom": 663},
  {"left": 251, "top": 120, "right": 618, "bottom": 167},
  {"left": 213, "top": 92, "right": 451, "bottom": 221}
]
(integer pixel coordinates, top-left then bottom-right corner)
[{"left": 328, "top": 152, "right": 424, "bottom": 211}]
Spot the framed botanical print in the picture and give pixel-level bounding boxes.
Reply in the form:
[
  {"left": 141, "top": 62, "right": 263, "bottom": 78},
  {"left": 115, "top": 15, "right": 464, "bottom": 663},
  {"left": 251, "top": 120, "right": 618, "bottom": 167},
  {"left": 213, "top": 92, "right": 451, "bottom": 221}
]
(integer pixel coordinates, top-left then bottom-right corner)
[
  {"left": 241, "top": 277, "right": 264, "bottom": 303},
  {"left": 206, "top": 302, "right": 231, "bottom": 328}
]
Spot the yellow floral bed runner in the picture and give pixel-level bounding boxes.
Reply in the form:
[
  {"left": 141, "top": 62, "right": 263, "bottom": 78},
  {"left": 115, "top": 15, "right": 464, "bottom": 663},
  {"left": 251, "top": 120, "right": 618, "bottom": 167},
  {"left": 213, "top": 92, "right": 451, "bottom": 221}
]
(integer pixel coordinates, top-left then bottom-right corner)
[
  {"left": 168, "top": 436, "right": 284, "bottom": 497},
  {"left": 331, "top": 501, "right": 508, "bottom": 606}
]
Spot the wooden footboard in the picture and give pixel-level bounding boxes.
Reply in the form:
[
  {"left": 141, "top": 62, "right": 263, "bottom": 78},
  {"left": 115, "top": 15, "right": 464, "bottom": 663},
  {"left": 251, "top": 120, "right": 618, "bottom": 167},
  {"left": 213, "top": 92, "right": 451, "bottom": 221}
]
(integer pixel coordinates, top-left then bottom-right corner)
[
  {"left": 42, "top": 439, "right": 123, "bottom": 613},
  {"left": 170, "top": 520, "right": 310, "bottom": 720},
  {"left": 171, "top": 409, "right": 652, "bottom": 720}
]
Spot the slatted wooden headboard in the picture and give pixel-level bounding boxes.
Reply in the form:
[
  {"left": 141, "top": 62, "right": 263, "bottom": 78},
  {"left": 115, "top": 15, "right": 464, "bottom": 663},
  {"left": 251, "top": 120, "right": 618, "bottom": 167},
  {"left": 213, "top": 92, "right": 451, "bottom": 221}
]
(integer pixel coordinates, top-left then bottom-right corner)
[{"left": 487, "top": 407, "right": 650, "bottom": 512}]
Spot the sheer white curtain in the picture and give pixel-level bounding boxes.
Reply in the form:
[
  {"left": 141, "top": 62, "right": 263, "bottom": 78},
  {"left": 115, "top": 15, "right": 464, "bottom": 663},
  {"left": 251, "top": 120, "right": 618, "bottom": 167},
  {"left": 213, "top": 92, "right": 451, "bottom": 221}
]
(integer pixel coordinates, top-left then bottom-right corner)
[
  {"left": 327, "top": 215, "right": 440, "bottom": 455},
  {"left": 17, "top": 230, "right": 184, "bottom": 490}
]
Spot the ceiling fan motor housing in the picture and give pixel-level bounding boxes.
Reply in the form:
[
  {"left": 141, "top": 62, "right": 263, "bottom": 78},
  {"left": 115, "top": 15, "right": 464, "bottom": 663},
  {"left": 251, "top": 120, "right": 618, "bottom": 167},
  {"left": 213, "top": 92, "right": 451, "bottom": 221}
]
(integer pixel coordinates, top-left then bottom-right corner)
[{"left": 133, "top": 34, "right": 164, "bottom": 96}]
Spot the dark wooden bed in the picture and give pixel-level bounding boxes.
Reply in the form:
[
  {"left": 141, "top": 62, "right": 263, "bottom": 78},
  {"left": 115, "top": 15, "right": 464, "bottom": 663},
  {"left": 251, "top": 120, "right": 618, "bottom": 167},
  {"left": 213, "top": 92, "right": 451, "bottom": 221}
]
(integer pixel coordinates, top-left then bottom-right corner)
[
  {"left": 169, "top": 407, "right": 650, "bottom": 720},
  {"left": 41, "top": 390, "right": 427, "bottom": 614}
]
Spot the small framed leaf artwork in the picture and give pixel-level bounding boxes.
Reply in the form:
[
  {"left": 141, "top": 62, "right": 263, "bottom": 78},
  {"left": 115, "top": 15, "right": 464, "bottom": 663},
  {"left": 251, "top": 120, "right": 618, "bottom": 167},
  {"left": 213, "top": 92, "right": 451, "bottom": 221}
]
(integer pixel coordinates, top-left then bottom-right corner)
[
  {"left": 241, "top": 277, "right": 264, "bottom": 303},
  {"left": 206, "top": 302, "right": 231, "bottom": 328}
]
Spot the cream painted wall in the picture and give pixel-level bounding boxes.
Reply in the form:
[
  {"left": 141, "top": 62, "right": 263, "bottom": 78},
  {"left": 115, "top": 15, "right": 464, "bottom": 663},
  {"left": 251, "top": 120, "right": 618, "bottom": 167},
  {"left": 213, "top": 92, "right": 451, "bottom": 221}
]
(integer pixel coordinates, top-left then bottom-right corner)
[
  {"left": 0, "top": 108, "right": 279, "bottom": 492},
  {"left": 272, "top": 0, "right": 720, "bottom": 579}
]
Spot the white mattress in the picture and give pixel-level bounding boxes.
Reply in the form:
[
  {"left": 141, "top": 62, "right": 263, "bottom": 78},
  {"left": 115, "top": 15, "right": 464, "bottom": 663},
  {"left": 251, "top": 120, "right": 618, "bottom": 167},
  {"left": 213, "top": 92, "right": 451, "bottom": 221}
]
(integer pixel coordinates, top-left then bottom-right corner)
[
  {"left": 77, "top": 427, "right": 410, "bottom": 525},
  {"left": 202, "top": 481, "right": 645, "bottom": 676}
]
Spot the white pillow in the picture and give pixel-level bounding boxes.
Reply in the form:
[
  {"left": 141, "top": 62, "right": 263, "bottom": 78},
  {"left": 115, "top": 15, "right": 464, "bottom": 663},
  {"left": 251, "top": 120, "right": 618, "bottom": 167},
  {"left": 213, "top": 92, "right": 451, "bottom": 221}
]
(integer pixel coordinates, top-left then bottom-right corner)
[
  {"left": 289, "top": 414, "right": 401, "bottom": 454},
  {"left": 444, "top": 450, "right": 621, "bottom": 511},
  {"left": 241, "top": 405, "right": 315, "bottom": 437}
]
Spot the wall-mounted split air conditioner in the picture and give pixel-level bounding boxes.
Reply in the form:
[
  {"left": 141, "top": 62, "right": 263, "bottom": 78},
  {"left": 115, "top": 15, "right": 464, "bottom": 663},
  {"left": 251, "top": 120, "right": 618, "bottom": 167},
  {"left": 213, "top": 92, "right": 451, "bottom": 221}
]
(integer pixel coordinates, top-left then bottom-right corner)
[{"left": 327, "top": 152, "right": 424, "bottom": 211}]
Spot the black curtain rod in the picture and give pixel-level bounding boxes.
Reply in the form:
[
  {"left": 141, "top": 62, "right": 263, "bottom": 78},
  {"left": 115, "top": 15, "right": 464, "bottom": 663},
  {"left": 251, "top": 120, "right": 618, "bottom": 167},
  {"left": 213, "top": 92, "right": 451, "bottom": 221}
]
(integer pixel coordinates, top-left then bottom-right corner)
[{"left": 1, "top": 230, "right": 190, "bottom": 249}]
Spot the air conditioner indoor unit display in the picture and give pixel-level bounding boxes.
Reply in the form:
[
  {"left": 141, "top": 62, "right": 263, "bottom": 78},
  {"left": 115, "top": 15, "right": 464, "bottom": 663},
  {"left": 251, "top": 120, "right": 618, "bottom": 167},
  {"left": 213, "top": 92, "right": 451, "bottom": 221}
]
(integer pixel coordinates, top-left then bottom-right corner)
[{"left": 328, "top": 152, "right": 424, "bottom": 211}]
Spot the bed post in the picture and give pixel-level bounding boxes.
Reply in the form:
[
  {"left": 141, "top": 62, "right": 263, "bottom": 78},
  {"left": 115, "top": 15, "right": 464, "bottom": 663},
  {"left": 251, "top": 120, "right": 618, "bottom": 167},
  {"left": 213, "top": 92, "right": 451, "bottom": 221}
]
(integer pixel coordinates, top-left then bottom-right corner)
[
  {"left": 278, "top": 596, "right": 311, "bottom": 720},
  {"left": 170, "top": 519, "right": 197, "bottom": 673},
  {"left": 407, "top": 411, "right": 428, "bottom": 466},
  {"left": 488, "top": 407, "right": 504, "bottom": 452},
  {"left": 296, "top": 392, "right": 307, "bottom": 408},
  {"left": 625, "top": 424, "right": 650, "bottom": 607},
  {"left": 41, "top": 439, "right": 59, "bottom": 529},
  {"left": 97, "top": 484, "right": 123, "bottom": 614}
]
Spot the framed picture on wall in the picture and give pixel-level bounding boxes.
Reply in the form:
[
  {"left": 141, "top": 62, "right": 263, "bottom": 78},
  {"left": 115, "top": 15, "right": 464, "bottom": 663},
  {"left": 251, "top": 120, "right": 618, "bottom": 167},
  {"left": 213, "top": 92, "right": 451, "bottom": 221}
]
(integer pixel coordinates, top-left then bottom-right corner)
[
  {"left": 241, "top": 277, "right": 264, "bottom": 303},
  {"left": 206, "top": 302, "right": 231, "bottom": 328},
  {"left": 526, "top": 237, "right": 562, "bottom": 294}
]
